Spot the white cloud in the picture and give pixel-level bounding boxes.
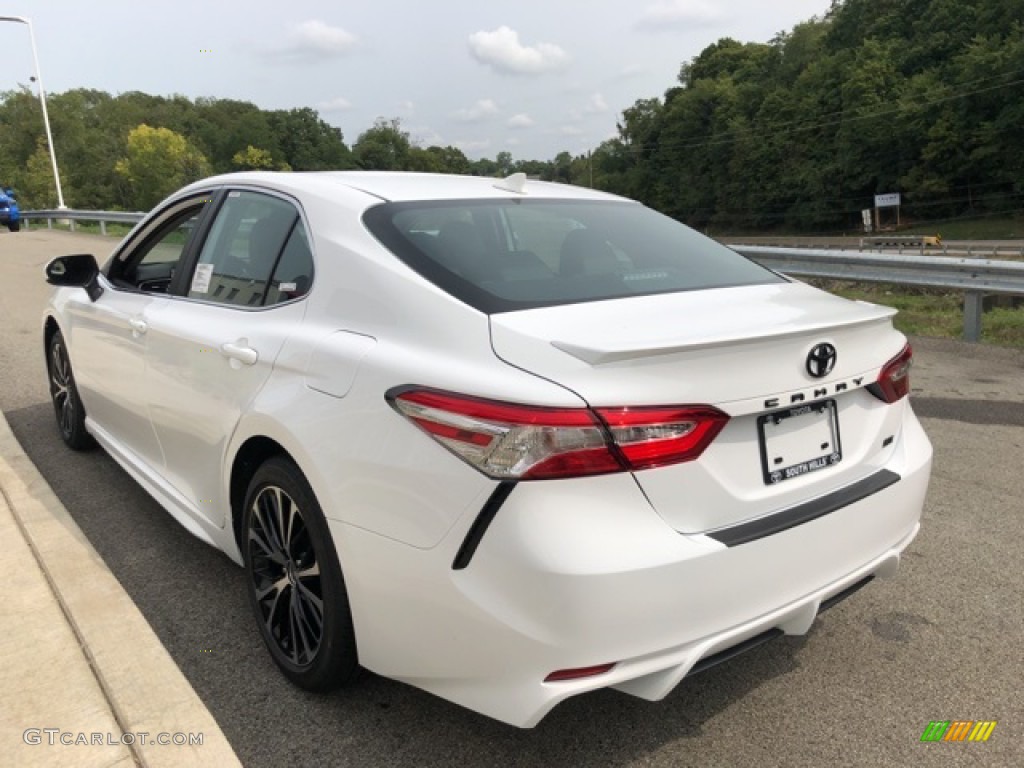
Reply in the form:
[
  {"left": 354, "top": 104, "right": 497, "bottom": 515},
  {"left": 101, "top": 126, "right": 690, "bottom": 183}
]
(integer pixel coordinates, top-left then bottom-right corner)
[
  {"left": 409, "top": 126, "right": 445, "bottom": 147},
  {"left": 506, "top": 137, "right": 522, "bottom": 147},
  {"left": 617, "top": 64, "right": 647, "bottom": 78},
  {"left": 452, "top": 99, "right": 500, "bottom": 123},
  {"left": 454, "top": 138, "right": 493, "bottom": 154},
  {"left": 318, "top": 96, "right": 353, "bottom": 111},
  {"left": 560, "top": 125, "right": 584, "bottom": 136},
  {"left": 507, "top": 113, "right": 535, "bottom": 129},
  {"left": 468, "top": 26, "right": 570, "bottom": 75},
  {"left": 585, "top": 93, "right": 609, "bottom": 114},
  {"left": 635, "top": 0, "right": 722, "bottom": 31},
  {"left": 272, "top": 20, "right": 358, "bottom": 60},
  {"left": 398, "top": 100, "right": 415, "bottom": 114}
]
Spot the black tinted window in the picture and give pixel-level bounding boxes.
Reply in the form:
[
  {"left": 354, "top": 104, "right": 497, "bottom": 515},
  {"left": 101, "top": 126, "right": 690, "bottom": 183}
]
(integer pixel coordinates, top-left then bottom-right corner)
[
  {"left": 264, "top": 222, "right": 314, "bottom": 305},
  {"left": 188, "top": 191, "right": 299, "bottom": 307},
  {"left": 108, "top": 200, "right": 210, "bottom": 293},
  {"left": 363, "top": 199, "right": 782, "bottom": 313}
]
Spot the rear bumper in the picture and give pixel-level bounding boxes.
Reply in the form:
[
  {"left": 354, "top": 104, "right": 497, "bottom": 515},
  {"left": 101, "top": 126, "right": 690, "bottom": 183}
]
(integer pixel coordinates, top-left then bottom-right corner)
[{"left": 331, "top": 404, "right": 932, "bottom": 727}]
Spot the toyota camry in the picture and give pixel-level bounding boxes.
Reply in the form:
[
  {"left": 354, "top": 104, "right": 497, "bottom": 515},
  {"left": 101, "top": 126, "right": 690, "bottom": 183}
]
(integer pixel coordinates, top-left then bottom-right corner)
[{"left": 42, "top": 171, "right": 932, "bottom": 726}]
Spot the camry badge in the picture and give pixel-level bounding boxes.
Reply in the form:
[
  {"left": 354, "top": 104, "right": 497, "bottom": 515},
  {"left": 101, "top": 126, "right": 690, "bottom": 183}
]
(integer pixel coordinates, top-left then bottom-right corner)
[{"left": 806, "top": 343, "right": 837, "bottom": 378}]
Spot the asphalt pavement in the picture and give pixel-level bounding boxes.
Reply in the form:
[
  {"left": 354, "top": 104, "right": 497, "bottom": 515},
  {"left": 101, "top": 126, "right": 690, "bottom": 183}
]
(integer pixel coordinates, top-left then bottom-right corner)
[{"left": 1, "top": 230, "right": 1021, "bottom": 767}]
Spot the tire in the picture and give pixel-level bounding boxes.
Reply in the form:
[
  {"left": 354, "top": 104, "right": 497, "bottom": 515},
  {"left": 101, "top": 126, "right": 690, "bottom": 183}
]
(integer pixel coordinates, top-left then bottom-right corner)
[
  {"left": 242, "top": 456, "right": 359, "bottom": 691},
  {"left": 47, "top": 330, "right": 94, "bottom": 450},
  {"left": 8, "top": 221, "right": 19, "bottom": 232}
]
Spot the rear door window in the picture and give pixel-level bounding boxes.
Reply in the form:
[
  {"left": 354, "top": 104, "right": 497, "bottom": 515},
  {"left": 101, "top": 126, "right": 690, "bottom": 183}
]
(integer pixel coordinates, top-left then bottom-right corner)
[{"left": 186, "top": 191, "right": 311, "bottom": 307}]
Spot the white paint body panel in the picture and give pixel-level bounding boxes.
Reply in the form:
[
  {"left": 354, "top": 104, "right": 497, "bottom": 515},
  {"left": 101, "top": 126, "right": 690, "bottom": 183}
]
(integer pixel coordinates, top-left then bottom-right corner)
[
  {"left": 43, "top": 171, "right": 932, "bottom": 727},
  {"left": 490, "top": 281, "right": 908, "bottom": 532}
]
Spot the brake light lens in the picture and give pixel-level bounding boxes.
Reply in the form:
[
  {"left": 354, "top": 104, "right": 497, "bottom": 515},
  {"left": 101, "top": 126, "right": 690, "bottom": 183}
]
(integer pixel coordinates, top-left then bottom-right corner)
[
  {"left": 389, "top": 388, "right": 728, "bottom": 480},
  {"left": 870, "top": 344, "right": 913, "bottom": 403},
  {"left": 597, "top": 406, "right": 729, "bottom": 470}
]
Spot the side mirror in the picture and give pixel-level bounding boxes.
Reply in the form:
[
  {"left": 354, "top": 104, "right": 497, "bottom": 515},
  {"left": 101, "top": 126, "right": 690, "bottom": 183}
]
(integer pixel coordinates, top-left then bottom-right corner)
[
  {"left": 45, "top": 254, "right": 104, "bottom": 301},
  {"left": 3, "top": 188, "right": 14, "bottom": 199}
]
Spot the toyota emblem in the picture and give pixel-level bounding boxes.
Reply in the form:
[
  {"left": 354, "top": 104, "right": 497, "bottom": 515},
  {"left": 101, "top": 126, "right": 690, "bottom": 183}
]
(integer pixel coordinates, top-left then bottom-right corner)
[{"left": 806, "top": 343, "right": 837, "bottom": 378}]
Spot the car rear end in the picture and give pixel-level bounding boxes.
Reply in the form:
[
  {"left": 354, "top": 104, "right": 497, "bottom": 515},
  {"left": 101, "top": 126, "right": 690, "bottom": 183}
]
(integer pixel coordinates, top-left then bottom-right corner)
[
  {"left": 348, "top": 180, "right": 932, "bottom": 726},
  {"left": 0, "top": 190, "right": 19, "bottom": 231}
]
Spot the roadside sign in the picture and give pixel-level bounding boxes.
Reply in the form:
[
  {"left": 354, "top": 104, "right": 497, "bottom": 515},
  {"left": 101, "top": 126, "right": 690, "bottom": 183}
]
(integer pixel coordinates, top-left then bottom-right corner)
[{"left": 875, "top": 193, "right": 901, "bottom": 208}]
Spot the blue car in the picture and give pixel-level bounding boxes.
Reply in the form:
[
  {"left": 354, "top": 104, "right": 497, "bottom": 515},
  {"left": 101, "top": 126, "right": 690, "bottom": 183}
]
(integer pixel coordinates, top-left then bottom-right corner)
[{"left": 1, "top": 187, "right": 20, "bottom": 232}]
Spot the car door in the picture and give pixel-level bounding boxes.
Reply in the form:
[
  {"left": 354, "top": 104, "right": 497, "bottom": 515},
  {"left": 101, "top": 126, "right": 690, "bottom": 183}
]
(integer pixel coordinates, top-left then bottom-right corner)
[
  {"left": 70, "top": 196, "right": 212, "bottom": 469},
  {"left": 142, "top": 189, "right": 315, "bottom": 528}
]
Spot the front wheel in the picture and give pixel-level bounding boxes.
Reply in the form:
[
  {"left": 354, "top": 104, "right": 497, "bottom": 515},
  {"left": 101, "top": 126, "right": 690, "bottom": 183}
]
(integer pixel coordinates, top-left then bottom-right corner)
[
  {"left": 242, "top": 456, "right": 359, "bottom": 691},
  {"left": 47, "top": 330, "right": 93, "bottom": 450}
]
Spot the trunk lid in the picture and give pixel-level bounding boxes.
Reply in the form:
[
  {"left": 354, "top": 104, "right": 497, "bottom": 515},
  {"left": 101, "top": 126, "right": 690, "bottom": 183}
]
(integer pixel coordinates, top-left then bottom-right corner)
[{"left": 490, "top": 282, "right": 908, "bottom": 533}]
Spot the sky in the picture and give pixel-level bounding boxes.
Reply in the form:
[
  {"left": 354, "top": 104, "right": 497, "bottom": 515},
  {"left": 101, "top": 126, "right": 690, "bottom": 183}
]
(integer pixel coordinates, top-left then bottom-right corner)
[{"left": 1, "top": 1, "right": 833, "bottom": 160}]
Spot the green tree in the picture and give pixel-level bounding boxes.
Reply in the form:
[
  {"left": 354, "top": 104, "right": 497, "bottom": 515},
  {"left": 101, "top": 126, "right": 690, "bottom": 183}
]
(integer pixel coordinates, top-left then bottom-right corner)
[
  {"left": 232, "top": 145, "right": 275, "bottom": 170},
  {"left": 114, "top": 124, "right": 211, "bottom": 209},
  {"left": 270, "top": 107, "right": 353, "bottom": 170},
  {"left": 406, "top": 145, "right": 442, "bottom": 172},
  {"left": 353, "top": 118, "right": 411, "bottom": 170},
  {"left": 429, "top": 145, "right": 471, "bottom": 175},
  {"left": 14, "top": 137, "right": 60, "bottom": 209},
  {"left": 552, "top": 151, "right": 573, "bottom": 183},
  {"left": 495, "top": 151, "right": 514, "bottom": 176}
]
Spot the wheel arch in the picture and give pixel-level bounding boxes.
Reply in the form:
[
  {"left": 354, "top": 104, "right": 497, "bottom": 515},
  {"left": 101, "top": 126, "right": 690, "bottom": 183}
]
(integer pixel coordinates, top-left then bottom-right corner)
[
  {"left": 43, "top": 315, "right": 61, "bottom": 358},
  {"left": 229, "top": 435, "right": 291, "bottom": 553}
]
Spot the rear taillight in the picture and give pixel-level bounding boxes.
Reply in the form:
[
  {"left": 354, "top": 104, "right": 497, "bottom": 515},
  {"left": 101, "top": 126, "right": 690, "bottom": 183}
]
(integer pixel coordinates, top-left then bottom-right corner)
[
  {"left": 597, "top": 406, "right": 729, "bottom": 470},
  {"left": 869, "top": 344, "right": 913, "bottom": 403},
  {"left": 388, "top": 388, "right": 729, "bottom": 480}
]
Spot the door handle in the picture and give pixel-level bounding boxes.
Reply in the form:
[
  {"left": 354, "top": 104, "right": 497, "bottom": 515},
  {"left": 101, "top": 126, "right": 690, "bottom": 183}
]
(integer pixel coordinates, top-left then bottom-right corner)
[
  {"left": 128, "top": 318, "right": 148, "bottom": 337},
  {"left": 220, "top": 339, "right": 259, "bottom": 367}
]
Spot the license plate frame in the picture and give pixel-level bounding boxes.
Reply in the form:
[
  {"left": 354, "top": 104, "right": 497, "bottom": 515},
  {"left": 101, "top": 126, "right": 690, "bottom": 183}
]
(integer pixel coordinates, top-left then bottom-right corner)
[{"left": 758, "top": 400, "right": 842, "bottom": 486}]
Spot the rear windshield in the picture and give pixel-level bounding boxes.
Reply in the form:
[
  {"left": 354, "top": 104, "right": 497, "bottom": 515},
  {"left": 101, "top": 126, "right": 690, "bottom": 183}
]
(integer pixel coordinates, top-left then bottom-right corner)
[{"left": 362, "top": 199, "right": 783, "bottom": 313}]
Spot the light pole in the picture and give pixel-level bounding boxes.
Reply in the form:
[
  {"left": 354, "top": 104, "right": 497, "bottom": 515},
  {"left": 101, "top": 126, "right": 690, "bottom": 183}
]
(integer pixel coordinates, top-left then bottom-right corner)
[{"left": 0, "top": 15, "right": 66, "bottom": 209}]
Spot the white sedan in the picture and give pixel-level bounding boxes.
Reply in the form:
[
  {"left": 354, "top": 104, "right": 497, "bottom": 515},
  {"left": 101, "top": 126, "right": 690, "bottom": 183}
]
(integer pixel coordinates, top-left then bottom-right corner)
[{"left": 42, "top": 171, "right": 932, "bottom": 726}]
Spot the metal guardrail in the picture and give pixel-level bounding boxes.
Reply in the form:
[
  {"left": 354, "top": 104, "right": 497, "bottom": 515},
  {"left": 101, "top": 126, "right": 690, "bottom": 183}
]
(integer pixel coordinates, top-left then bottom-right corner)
[
  {"left": 21, "top": 208, "right": 144, "bottom": 235},
  {"left": 732, "top": 245, "right": 1024, "bottom": 342},
  {"left": 725, "top": 236, "right": 1024, "bottom": 258},
  {"left": 14, "top": 211, "right": 1023, "bottom": 343},
  {"left": 860, "top": 235, "right": 941, "bottom": 249}
]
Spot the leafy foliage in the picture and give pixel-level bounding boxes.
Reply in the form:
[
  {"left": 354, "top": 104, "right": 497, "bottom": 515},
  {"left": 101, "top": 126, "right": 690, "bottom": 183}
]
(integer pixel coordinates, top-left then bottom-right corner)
[
  {"left": 606, "top": 0, "right": 1024, "bottom": 232},
  {"left": 1, "top": 0, "right": 1020, "bottom": 228},
  {"left": 232, "top": 145, "right": 276, "bottom": 171},
  {"left": 114, "top": 125, "right": 211, "bottom": 209}
]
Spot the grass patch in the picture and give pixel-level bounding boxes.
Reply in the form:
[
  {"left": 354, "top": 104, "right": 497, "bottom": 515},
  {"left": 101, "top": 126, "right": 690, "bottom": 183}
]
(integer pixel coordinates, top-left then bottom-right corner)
[
  {"left": 901, "top": 215, "right": 1024, "bottom": 240},
  {"left": 983, "top": 305, "right": 1024, "bottom": 347},
  {"left": 26, "top": 220, "right": 135, "bottom": 238},
  {"left": 809, "top": 281, "right": 1024, "bottom": 348}
]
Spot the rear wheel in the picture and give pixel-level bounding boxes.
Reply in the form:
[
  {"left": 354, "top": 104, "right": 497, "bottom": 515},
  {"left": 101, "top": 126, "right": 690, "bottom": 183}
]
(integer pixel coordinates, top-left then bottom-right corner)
[
  {"left": 7, "top": 221, "right": 19, "bottom": 232},
  {"left": 242, "top": 457, "right": 359, "bottom": 691},
  {"left": 47, "top": 330, "right": 93, "bottom": 450}
]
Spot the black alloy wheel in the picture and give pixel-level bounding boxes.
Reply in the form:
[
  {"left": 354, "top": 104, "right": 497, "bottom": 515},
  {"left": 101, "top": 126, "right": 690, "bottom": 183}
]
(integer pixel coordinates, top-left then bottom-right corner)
[
  {"left": 47, "top": 330, "right": 93, "bottom": 450},
  {"left": 243, "top": 457, "right": 358, "bottom": 690}
]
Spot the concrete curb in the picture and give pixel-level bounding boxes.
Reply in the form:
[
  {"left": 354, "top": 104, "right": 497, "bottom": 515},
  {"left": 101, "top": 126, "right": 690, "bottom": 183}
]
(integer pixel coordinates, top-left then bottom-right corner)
[{"left": 0, "top": 412, "right": 241, "bottom": 768}]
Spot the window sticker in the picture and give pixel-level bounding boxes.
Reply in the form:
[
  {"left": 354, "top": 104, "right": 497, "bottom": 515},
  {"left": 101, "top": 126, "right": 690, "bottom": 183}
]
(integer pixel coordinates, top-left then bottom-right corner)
[
  {"left": 191, "top": 263, "right": 214, "bottom": 294},
  {"left": 279, "top": 282, "right": 297, "bottom": 292}
]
